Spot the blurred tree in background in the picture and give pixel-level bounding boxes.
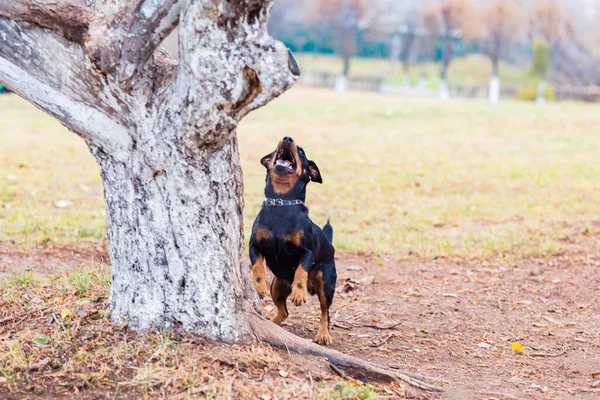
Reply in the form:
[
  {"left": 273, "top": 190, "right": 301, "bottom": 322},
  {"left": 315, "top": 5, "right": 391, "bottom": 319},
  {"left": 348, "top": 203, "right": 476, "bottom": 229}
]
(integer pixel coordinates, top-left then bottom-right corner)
[
  {"left": 267, "top": 0, "right": 600, "bottom": 92},
  {"left": 529, "top": 0, "right": 600, "bottom": 85},
  {"left": 307, "top": 0, "right": 386, "bottom": 77},
  {"left": 422, "top": 0, "right": 473, "bottom": 81},
  {"left": 422, "top": 0, "right": 474, "bottom": 98},
  {"left": 478, "top": 0, "right": 521, "bottom": 78}
]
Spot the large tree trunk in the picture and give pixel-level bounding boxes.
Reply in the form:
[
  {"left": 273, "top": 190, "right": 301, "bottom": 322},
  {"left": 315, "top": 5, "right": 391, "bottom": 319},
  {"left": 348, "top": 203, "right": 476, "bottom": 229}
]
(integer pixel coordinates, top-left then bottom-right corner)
[{"left": 93, "top": 134, "right": 254, "bottom": 341}]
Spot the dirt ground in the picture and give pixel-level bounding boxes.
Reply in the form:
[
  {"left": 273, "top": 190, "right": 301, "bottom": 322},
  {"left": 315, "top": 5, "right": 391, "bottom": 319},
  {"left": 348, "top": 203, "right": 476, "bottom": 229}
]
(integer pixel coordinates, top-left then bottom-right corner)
[{"left": 1, "top": 242, "right": 599, "bottom": 399}]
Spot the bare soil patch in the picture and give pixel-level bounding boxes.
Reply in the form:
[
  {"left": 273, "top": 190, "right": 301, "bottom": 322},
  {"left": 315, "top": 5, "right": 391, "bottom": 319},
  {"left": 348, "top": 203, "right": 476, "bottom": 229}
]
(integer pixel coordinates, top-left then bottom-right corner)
[
  {"left": 281, "top": 250, "right": 600, "bottom": 399},
  {"left": 1, "top": 243, "right": 599, "bottom": 399},
  {"left": 0, "top": 242, "right": 108, "bottom": 277}
]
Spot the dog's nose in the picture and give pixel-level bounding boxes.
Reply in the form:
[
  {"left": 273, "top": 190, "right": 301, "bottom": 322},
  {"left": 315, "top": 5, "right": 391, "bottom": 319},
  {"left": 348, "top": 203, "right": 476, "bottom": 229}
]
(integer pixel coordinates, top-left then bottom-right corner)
[{"left": 283, "top": 136, "right": 294, "bottom": 143}]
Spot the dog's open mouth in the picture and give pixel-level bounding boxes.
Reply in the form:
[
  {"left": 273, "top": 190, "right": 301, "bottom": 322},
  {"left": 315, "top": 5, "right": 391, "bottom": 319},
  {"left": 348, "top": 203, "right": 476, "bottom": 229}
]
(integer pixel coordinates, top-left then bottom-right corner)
[{"left": 274, "top": 148, "right": 296, "bottom": 173}]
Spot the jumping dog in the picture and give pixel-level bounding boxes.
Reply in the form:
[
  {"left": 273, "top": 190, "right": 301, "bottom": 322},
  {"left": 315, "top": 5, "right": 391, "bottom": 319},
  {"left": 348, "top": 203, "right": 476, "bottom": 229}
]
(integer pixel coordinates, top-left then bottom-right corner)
[{"left": 249, "top": 136, "right": 337, "bottom": 345}]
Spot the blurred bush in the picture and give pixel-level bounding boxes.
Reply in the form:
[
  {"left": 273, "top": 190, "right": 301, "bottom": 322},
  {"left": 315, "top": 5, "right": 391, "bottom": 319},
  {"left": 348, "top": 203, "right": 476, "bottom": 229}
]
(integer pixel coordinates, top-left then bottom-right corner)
[
  {"left": 515, "top": 83, "right": 555, "bottom": 101},
  {"left": 515, "top": 40, "right": 553, "bottom": 101},
  {"left": 529, "top": 40, "right": 550, "bottom": 79}
]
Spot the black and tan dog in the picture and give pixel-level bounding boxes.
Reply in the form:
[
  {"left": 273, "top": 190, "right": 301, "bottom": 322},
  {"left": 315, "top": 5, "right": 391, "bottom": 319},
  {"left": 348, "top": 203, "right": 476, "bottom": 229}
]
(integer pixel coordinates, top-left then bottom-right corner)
[{"left": 249, "top": 136, "right": 337, "bottom": 345}]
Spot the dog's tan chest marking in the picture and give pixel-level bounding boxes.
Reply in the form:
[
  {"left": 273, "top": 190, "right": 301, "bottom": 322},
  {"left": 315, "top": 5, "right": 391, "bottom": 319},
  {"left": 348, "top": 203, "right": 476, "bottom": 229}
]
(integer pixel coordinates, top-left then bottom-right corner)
[
  {"left": 283, "top": 230, "right": 304, "bottom": 247},
  {"left": 255, "top": 227, "right": 273, "bottom": 242}
]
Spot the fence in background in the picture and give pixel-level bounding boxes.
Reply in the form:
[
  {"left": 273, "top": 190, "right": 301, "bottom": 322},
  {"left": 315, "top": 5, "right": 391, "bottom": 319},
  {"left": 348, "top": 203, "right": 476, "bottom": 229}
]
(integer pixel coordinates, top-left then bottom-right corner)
[{"left": 300, "top": 72, "right": 600, "bottom": 103}]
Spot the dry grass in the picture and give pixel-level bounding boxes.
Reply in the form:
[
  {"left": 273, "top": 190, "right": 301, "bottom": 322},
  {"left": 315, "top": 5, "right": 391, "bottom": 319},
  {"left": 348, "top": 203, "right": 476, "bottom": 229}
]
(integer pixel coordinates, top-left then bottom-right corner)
[
  {"left": 0, "top": 270, "right": 382, "bottom": 399},
  {"left": 1, "top": 87, "right": 600, "bottom": 258},
  {"left": 241, "top": 87, "right": 600, "bottom": 258}
]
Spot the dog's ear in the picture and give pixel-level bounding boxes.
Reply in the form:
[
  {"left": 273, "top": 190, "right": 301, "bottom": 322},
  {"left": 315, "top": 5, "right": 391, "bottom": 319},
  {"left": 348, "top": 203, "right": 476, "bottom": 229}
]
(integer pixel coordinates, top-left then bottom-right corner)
[
  {"left": 308, "top": 160, "right": 322, "bottom": 183},
  {"left": 261, "top": 152, "right": 274, "bottom": 169}
]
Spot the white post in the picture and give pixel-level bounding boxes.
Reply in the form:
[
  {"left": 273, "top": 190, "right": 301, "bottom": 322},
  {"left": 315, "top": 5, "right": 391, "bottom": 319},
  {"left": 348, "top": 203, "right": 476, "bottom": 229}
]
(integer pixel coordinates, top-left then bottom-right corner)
[
  {"left": 417, "top": 74, "right": 427, "bottom": 91},
  {"left": 334, "top": 74, "right": 348, "bottom": 92},
  {"left": 536, "top": 80, "right": 547, "bottom": 104},
  {"left": 489, "top": 76, "right": 500, "bottom": 103},
  {"left": 439, "top": 79, "right": 449, "bottom": 101}
]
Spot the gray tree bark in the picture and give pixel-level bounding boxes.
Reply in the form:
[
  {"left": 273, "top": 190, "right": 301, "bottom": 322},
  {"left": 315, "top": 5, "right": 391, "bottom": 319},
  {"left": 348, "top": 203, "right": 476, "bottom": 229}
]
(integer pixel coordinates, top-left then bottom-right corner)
[{"left": 0, "top": 0, "right": 296, "bottom": 342}]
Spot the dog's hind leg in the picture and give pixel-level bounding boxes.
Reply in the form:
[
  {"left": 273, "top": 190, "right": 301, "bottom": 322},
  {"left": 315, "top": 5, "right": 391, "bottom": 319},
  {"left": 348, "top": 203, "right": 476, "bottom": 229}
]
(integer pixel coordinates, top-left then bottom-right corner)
[
  {"left": 270, "top": 278, "right": 291, "bottom": 325},
  {"left": 312, "top": 261, "right": 336, "bottom": 345}
]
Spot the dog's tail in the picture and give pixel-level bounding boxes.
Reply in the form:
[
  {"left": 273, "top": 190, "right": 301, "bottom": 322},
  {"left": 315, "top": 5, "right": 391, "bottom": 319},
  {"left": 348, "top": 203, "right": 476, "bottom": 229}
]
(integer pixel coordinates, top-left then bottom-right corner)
[{"left": 323, "top": 218, "right": 333, "bottom": 243}]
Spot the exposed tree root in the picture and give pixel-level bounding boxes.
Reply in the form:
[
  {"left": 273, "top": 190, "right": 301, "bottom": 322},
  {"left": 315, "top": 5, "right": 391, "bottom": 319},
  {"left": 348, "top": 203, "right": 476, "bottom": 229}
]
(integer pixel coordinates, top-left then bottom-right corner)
[{"left": 247, "top": 312, "right": 445, "bottom": 393}]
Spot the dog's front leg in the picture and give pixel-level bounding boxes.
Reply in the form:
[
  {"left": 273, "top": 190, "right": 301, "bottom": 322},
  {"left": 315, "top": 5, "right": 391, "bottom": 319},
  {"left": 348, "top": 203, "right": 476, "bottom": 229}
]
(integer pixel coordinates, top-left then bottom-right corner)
[
  {"left": 250, "top": 243, "right": 268, "bottom": 298},
  {"left": 290, "top": 249, "right": 312, "bottom": 306}
]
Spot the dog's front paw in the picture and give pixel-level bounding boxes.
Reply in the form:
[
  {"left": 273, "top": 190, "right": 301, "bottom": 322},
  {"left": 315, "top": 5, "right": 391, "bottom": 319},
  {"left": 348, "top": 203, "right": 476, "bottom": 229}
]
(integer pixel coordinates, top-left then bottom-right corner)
[
  {"left": 289, "top": 284, "right": 308, "bottom": 306},
  {"left": 315, "top": 330, "right": 333, "bottom": 346},
  {"left": 253, "top": 277, "right": 268, "bottom": 299}
]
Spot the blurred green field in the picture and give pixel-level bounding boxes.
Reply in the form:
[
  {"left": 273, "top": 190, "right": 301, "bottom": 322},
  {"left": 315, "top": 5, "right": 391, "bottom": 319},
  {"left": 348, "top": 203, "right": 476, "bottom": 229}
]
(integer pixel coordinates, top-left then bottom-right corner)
[
  {"left": 1, "top": 87, "right": 599, "bottom": 258},
  {"left": 294, "top": 53, "right": 530, "bottom": 88}
]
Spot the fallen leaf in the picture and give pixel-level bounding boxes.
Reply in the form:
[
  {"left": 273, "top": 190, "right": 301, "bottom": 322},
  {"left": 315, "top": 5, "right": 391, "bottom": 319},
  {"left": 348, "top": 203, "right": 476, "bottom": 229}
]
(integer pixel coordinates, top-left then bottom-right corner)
[
  {"left": 592, "top": 372, "right": 600, "bottom": 379},
  {"left": 341, "top": 282, "right": 356, "bottom": 293},
  {"left": 360, "top": 276, "right": 375, "bottom": 286},
  {"left": 511, "top": 342, "right": 526, "bottom": 353},
  {"left": 33, "top": 385, "right": 45, "bottom": 395},
  {"left": 530, "top": 384, "right": 547, "bottom": 393},
  {"left": 347, "top": 265, "right": 363, "bottom": 271},
  {"left": 341, "top": 276, "right": 375, "bottom": 293},
  {"left": 29, "top": 357, "right": 50, "bottom": 371},
  {"left": 35, "top": 335, "right": 51, "bottom": 346},
  {"left": 76, "top": 306, "right": 88, "bottom": 317},
  {"left": 0, "top": 330, "right": 9, "bottom": 340},
  {"left": 60, "top": 309, "right": 72, "bottom": 319}
]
